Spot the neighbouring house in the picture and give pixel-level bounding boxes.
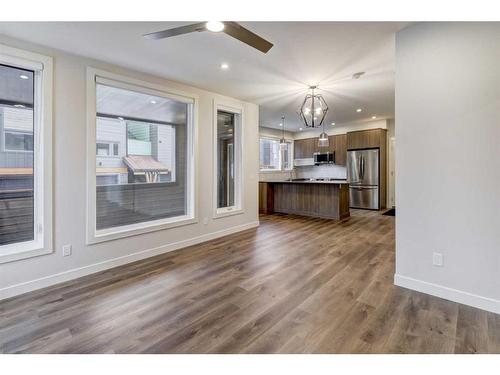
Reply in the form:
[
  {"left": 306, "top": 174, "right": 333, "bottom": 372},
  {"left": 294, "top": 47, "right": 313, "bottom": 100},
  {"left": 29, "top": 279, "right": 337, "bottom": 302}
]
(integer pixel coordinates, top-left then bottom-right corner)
[{"left": 95, "top": 117, "right": 175, "bottom": 186}]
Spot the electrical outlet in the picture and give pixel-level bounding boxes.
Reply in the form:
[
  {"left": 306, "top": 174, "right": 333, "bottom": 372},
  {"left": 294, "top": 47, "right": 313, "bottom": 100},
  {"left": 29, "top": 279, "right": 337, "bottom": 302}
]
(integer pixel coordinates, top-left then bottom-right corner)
[
  {"left": 433, "top": 252, "right": 443, "bottom": 267},
  {"left": 203, "top": 217, "right": 208, "bottom": 225},
  {"left": 62, "top": 244, "right": 72, "bottom": 257}
]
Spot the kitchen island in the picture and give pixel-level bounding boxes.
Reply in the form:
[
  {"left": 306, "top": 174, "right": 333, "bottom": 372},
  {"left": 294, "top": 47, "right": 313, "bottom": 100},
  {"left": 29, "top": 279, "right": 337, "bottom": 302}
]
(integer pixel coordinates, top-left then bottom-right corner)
[{"left": 259, "top": 179, "right": 350, "bottom": 220}]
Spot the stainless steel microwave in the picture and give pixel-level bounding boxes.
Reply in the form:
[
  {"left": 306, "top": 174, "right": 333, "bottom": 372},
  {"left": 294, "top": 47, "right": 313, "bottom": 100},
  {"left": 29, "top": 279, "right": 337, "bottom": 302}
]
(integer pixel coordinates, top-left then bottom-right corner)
[{"left": 313, "top": 152, "right": 335, "bottom": 165}]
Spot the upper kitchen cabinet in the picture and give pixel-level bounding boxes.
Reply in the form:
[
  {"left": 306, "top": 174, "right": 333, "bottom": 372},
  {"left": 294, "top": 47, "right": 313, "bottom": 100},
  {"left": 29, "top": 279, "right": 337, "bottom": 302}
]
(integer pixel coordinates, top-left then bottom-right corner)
[
  {"left": 294, "top": 138, "right": 318, "bottom": 158},
  {"left": 295, "top": 135, "right": 347, "bottom": 165},
  {"left": 347, "top": 128, "right": 387, "bottom": 150},
  {"left": 333, "top": 134, "right": 347, "bottom": 166}
]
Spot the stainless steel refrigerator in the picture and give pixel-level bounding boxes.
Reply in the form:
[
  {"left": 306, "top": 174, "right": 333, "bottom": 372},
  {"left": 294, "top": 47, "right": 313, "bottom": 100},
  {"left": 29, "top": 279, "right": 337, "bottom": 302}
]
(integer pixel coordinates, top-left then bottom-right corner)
[{"left": 347, "top": 149, "right": 380, "bottom": 210}]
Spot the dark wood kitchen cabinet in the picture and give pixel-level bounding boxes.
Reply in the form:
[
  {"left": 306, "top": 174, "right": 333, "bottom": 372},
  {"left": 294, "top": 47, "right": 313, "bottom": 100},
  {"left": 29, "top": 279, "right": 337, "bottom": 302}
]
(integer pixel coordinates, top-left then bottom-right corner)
[
  {"left": 323, "top": 134, "right": 347, "bottom": 166},
  {"left": 347, "top": 128, "right": 386, "bottom": 150},
  {"left": 295, "top": 135, "right": 347, "bottom": 165},
  {"left": 259, "top": 182, "right": 274, "bottom": 214},
  {"left": 333, "top": 134, "right": 347, "bottom": 166},
  {"left": 294, "top": 138, "right": 318, "bottom": 158}
]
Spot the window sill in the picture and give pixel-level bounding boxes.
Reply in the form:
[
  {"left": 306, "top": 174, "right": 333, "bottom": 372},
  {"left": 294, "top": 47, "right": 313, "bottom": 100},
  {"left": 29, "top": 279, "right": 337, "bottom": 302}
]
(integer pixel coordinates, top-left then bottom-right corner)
[
  {"left": 259, "top": 169, "right": 293, "bottom": 173},
  {"left": 0, "top": 246, "right": 53, "bottom": 264},
  {"left": 213, "top": 207, "right": 244, "bottom": 219},
  {"left": 3, "top": 150, "right": 33, "bottom": 154},
  {"left": 88, "top": 215, "right": 198, "bottom": 245}
]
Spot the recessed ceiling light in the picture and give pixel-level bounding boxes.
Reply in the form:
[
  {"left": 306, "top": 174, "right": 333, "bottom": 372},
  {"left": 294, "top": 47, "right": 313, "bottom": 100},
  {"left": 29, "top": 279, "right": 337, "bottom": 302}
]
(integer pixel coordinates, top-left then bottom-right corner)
[
  {"left": 220, "top": 63, "right": 229, "bottom": 70},
  {"left": 14, "top": 104, "right": 25, "bottom": 108},
  {"left": 372, "top": 116, "right": 377, "bottom": 119},
  {"left": 150, "top": 100, "right": 157, "bottom": 104},
  {"left": 356, "top": 108, "right": 362, "bottom": 113},
  {"left": 352, "top": 72, "right": 365, "bottom": 79},
  {"left": 299, "top": 127, "right": 303, "bottom": 131},
  {"left": 117, "top": 117, "right": 124, "bottom": 120},
  {"left": 19, "top": 75, "right": 29, "bottom": 80},
  {"left": 331, "top": 122, "right": 335, "bottom": 126},
  {"left": 279, "top": 123, "right": 283, "bottom": 127},
  {"left": 206, "top": 21, "right": 225, "bottom": 32}
]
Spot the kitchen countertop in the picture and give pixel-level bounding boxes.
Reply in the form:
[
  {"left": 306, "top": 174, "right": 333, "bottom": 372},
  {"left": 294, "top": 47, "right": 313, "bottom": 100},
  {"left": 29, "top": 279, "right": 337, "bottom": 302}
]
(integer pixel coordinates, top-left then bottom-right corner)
[{"left": 261, "top": 179, "right": 349, "bottom": 185}]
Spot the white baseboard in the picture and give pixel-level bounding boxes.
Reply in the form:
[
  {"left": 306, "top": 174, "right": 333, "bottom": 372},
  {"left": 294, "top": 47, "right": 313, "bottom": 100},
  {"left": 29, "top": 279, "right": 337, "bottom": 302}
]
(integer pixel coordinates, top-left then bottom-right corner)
[
  {"left": 394, "top": 274, "right": 500, "bottom": 315},
  {"left": 0, "top": 221, "right": 260, "bottom": 301}
]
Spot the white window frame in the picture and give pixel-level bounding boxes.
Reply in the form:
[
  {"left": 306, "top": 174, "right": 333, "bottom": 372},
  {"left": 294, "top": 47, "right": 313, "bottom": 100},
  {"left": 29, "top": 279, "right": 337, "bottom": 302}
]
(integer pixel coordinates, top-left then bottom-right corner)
[
  {"left": 86, "top": 68, "right": 198, "bottom": 244},
  {"left": 0, "top": 44, "right": 53, "bottom": 264},
  {"left": 213, "top": 100, "right": 244, "bottom": 219},
  {"left": 259, "top": 137, "right": 294, "bottom": 172}
]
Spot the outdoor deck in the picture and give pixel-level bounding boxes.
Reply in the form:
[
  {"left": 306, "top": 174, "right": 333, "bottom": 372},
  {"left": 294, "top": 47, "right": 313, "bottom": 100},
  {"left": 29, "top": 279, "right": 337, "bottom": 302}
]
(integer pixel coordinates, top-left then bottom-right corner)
[{"left": 0, "top": 189, "right": 34, "bottom": 246}]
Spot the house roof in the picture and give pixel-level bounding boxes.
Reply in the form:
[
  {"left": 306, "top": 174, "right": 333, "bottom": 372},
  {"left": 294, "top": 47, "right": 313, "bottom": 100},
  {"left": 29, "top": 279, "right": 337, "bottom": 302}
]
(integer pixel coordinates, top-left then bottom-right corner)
[{"left": 123, "top": 155, "right": 170, "bottom": 173}]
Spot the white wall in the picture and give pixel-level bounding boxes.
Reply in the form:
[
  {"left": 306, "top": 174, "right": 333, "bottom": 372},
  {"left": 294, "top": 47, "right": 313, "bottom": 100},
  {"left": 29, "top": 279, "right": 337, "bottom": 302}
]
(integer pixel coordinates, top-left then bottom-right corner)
[
  {"left": 394, "top": 23, "right": 500, "bottom": 313},
  {"left": 0, "top": 35, "right": 260, "bottom": 299},
  {"left": 259, "top": 126, "right": 294, "bottom": 140},
  {"left": 386, "top": 119, "right": 396, "bottom": 207}
]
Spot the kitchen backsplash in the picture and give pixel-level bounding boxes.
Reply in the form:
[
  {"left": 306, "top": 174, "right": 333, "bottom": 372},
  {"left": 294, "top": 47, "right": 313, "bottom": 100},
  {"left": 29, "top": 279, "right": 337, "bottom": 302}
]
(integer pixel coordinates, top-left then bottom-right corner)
[
  {"left": 259, "top": 164, "right": 347, "bottom": 181},
  {"left": 259, "top": 170, "right": 295, "bottom": 181},
  {"left": 295, "top": 164, "right": 347, "bottom": 179}
]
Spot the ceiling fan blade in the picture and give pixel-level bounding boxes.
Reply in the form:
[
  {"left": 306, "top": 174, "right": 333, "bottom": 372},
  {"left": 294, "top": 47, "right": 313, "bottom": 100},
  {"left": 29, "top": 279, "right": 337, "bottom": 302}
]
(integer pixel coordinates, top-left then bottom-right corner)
[
  {"left": 143, "top": 22, "right": 207, "bottom": 40},
  {"left": 222, "top": 22, "right": 273, "bottom": 53}
]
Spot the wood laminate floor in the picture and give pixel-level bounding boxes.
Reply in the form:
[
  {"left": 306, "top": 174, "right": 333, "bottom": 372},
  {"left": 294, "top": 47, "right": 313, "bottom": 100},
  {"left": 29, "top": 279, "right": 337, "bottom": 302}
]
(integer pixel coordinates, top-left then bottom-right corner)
[{"left": 1, "top": 210, "right": 499, "bottom": 354}]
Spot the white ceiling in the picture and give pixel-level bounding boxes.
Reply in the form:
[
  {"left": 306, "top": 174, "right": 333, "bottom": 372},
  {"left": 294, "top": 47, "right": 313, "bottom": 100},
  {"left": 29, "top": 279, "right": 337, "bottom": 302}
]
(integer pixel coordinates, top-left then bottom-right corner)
[
  {"left": 97, "top": 84, "right": 187, "bottom": 125},
  {"left": 0, "top": 22, "right": 408, "bottom": 131}
]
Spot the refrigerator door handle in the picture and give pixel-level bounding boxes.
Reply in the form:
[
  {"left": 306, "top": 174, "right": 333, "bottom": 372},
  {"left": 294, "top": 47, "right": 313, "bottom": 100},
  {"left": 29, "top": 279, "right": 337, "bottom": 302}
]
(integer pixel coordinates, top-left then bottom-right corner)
[
  {"left": 358, "top": 155, "right": 362, "bottom": 180},
  {"left": 361, "top": 154, "right": 365, "bottom": 180}
]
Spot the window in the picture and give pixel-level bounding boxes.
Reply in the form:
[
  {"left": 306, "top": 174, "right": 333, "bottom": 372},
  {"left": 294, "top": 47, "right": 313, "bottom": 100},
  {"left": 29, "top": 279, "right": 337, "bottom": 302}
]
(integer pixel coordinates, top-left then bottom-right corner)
[
  {"left": 282, "top": 141, "right": 293, "bottom": 170},
  {"left": 4, "top": 130, "right": 34, "bottom": 152},
  {"left": 259, "top": 138, "right": 280, "bottom": 170},
  {"left": 96, "top": 142, "right": 119, "bottom": 157},
  {"left": 87, "top": 69, "right": 195, "bottom": 243},
  {"left": 0, "top": 46, "right": 53, "bottom": 263},
  {"left": 260, "top": 138, "right": 293, "bottom": 171},
  {"left": 214, "top": 102, "right": 243, "bottom": 217}
]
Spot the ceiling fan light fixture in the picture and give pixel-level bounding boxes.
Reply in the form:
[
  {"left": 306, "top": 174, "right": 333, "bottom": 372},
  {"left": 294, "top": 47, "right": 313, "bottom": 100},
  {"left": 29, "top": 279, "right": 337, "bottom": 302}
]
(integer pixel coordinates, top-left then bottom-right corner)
[{"left": 206, "top": 21, "right": 225, "bottom": 32}]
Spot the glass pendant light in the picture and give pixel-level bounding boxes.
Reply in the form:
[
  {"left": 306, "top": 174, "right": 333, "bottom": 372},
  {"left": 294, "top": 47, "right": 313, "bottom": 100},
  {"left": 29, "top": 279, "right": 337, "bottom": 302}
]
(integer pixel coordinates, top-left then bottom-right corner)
[
  {"left": 279, "top": 115, "right": 287, "bottom": 149},
  {"left": 318, "top": 123, "right": 329, "bottom": 148}
]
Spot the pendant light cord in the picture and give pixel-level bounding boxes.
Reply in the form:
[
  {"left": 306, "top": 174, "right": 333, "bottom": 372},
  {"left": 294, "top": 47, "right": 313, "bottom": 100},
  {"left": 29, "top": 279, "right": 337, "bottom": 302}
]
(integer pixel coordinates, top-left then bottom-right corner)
[{"left": 281, "top": 115, "right": 285, "bottom": 140}]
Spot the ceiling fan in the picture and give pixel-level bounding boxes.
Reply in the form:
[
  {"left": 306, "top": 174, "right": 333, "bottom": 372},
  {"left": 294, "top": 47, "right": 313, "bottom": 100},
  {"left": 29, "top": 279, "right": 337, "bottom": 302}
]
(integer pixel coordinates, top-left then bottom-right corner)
[{"left": 143, "top": 21, "right": 274, "bottom": 54}]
